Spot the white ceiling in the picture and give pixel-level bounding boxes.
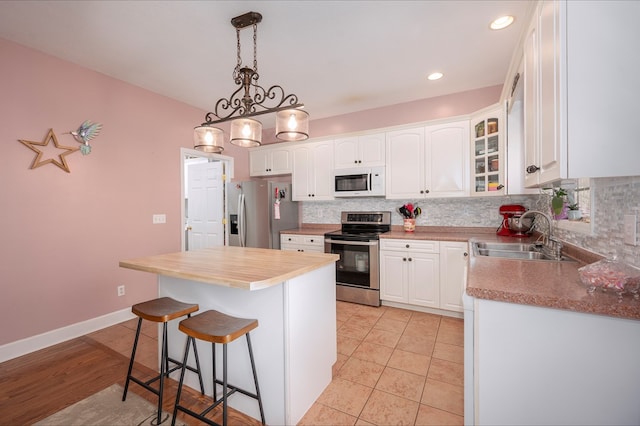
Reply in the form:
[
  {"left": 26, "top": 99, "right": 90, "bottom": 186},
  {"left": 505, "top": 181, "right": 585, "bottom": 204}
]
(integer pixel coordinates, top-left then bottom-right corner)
[{"left": 0, "top": 1, "right": 533, "bottom": 126}]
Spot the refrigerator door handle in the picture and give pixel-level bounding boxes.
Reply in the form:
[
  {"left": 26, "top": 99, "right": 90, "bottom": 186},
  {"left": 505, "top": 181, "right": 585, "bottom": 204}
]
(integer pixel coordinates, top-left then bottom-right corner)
[{"left": 238, "top": 193, "right": 246, "bottom": 247}]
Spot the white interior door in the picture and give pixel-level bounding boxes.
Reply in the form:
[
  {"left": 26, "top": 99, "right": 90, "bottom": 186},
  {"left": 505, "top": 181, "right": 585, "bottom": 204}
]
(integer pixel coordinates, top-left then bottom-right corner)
[{"left": 187, "top": 161, "right": 224, "bottom": 250}]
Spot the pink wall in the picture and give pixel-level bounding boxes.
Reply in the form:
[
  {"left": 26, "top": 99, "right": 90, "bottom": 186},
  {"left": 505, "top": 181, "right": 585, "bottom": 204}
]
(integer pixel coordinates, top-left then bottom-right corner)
[
  {"left": 0, "top": 38, "right": 249, "bottom": 345},
  {"left": 1, "top": 37, "right": 499, "bottom": 346}
]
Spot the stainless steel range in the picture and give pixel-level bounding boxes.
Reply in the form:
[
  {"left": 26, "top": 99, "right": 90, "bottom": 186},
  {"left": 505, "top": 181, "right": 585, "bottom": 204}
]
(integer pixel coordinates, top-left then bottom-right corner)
[{"left": 324, "top": 211, "right": 391, "bottom": 306}]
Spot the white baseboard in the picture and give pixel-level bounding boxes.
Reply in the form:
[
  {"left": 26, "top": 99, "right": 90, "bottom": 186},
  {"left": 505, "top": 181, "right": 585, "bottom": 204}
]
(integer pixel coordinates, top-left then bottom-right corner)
[
  {"left": 0, "top": 308, "right": 136, "bottom": 363},
  {"left": 381, "top": 301, "right": 464, "bottom": 319}
]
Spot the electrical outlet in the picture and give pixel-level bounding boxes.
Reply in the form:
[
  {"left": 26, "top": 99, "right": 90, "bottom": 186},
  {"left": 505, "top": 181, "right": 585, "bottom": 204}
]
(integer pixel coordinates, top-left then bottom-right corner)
[
  {"left": 624, "top": 214, "right": 637, "bottom": 246},
  {"left": 152, "top": 214, "right": 166, "bottom": 224},
  {"left": 117, "top": 285, "right": 125, "bottom": 297}
]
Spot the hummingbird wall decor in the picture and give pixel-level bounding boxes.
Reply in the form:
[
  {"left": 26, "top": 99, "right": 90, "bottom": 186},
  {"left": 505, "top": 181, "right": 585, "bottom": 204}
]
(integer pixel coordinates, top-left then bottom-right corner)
[{"left": 70, "top": 120, "right": 102, "bottom": 155}]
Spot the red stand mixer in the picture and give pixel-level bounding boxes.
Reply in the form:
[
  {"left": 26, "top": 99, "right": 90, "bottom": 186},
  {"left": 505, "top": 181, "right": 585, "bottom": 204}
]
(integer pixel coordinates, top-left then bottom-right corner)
[{"left": 497, "top": 204, "right": 533, "bottom": 237}]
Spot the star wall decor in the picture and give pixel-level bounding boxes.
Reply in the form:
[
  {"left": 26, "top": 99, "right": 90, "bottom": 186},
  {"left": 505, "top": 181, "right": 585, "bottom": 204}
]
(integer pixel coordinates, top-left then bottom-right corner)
[{"left": 19, "top": 128, "right": 79, "bottom": 173}]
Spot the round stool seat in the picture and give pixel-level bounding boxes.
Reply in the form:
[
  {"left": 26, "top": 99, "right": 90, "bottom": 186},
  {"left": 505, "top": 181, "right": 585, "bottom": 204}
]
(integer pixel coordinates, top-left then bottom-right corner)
[
  {"left": 179, "top": 310, "right": 258, "bottom": 344},
  {"left": 132, "top": 297, "right": 199, "bottom": 323}
]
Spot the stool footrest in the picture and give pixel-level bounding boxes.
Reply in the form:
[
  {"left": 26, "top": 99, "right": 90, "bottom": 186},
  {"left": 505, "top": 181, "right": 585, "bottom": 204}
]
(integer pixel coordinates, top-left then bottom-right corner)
[
  {"left": 213, "top": 379, "right": 260, "bottom": 402},
  {"left": 174, "top": 405, "right": 221, "bottom": 426}
]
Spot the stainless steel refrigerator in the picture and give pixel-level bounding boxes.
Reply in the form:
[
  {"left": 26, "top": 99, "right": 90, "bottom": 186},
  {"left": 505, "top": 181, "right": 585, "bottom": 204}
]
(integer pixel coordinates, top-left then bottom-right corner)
[{"left": 227, "top": 180, "right": 299, "bottom": 249}]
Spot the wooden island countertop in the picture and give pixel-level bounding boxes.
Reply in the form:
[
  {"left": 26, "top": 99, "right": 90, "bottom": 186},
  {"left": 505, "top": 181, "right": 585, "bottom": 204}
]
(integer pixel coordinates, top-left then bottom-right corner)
[{"left": 120, "top": 246, "right": 339, "bottom": 291}]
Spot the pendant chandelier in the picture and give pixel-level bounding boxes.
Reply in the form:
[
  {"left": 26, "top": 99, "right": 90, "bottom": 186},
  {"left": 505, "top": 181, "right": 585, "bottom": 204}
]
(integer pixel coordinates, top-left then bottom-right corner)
[{"left": 194, "top": 11, "right": 309, "bottom": 154}]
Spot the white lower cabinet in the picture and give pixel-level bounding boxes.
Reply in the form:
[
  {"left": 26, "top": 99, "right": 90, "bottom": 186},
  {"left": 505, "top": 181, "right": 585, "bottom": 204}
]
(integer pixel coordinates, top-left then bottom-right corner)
[
  {"left": 380, "top": 239, "right": 440, "bottom": 309},
  {"left": 280, "top": 234, "right": 324, "bottom": 253},
  {"left": 439, "top": 242, "right": 468, "bottom": 312},
  {"left": 380, "top": 239, "right": 467, "bottom": 313}
]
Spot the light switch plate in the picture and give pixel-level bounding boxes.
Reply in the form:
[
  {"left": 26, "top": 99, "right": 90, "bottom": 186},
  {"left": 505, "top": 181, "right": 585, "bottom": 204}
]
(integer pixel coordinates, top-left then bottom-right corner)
[
  {"left": 624, "top": 214, "right": 637, "bottom": 246},
  {"left": 152, "top": 214, "right": 166, "bottom": 224}
]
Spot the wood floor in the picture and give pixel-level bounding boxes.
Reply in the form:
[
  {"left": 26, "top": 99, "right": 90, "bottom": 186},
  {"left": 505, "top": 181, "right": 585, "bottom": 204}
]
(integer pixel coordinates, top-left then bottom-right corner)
[{"left": 0, "top": 333, "right": 261, "bottom": 425}]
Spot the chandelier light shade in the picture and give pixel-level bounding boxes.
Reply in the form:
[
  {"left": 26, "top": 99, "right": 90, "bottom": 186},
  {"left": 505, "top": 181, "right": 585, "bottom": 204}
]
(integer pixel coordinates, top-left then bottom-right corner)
[
  {"left": 194, "top": 125, "right": 224, "bottom": 153},
  {"left": 276, "top": 109, "right": 309, "bottom": 141},
  {"left": 230, "top": 118, "right": 262, "bottom": 147},
  {"left": 193, "top": 11, "right": 309, "bottom": 151}
]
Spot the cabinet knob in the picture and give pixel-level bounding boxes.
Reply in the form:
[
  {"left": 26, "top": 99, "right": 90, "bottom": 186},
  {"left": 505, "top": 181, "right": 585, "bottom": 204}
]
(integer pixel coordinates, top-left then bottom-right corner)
[
  {"left": 420, "top": 190, "right": 424, "bottom": 194},
  {"left": 310, "top": 239, "right": 314, "bottom": 242},
  {"left": 354, "top": 160, "right": 358, "bottom": 164},
  {"left": 288, "top": 238, "right": 292, "bottom": 241},
  {"left": 425, "top": 189, "right": 430, "bottom": 194},
  {"left": 405, "top": 244, "right": 410, "bottom": 248},
  {"left": 358, "top": 160, "right": 362, "bottom": 163},
  {"left": 464, "top": 252, "right": 468, "bottom": 257},
  {"left": 497, "top": 184, "right": 504, "bottom": 190},
  {"left": 403, "top": 257, "right": 407, "bottom": 261},
  {"left": 526, "top": 165, "right": 540, "bottom": 174},
  {"left": 408, "top": 257, "right": 412, "bottom": 261}
]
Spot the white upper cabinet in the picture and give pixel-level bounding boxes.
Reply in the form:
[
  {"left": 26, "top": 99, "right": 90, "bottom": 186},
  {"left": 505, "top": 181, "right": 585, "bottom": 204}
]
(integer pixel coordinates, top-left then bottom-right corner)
[
  {"left": 249, "top": 145, "right": 292, "bottom": 177},
  {"left": 522, "top": 0, "right": 640, "bottom": 187},
  {"left": 334, "top": 133, "right": 386, "bottom": 169},
  {"left": 386, "top": 120, "right": 469, "bottom": 199},
  {"left": 470, "top": 105, "right": 505, "bottom": 196},
  {"left": 291, "top": 140, "right": 334, "bottom": 201}
]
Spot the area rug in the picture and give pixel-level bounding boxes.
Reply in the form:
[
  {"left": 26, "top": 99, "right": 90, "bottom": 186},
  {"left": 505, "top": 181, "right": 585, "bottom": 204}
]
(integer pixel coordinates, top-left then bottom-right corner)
[{"left": 35, "top": 384, "right": 182, "bottom": 426}]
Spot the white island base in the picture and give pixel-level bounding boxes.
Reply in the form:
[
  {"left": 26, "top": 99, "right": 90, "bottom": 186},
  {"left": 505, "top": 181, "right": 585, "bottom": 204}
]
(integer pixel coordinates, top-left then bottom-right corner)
[{"left": 158, "top": 264, "right": 336, "bottom": 425}]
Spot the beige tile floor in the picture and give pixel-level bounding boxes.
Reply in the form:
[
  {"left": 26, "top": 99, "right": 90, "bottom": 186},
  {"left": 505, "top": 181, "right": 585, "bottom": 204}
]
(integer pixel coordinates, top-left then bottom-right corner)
[
  {"left": 299, "top": 301, "right": 464, "bottom": 426},
  {"left": 89, "top": 301, "right": 464, "bottom": 426}
]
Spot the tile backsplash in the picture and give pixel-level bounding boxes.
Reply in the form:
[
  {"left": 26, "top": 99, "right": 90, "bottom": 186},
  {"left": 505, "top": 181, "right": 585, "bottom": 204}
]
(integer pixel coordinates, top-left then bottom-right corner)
[{"left": 302, "top": 176, "right": 640, "bottom": 267}]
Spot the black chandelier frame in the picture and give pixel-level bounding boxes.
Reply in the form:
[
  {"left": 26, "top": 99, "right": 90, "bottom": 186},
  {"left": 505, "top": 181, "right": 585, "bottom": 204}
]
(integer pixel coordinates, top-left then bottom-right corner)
[{"left": 199, "top": 11, "right": 305, "bottom": 127}]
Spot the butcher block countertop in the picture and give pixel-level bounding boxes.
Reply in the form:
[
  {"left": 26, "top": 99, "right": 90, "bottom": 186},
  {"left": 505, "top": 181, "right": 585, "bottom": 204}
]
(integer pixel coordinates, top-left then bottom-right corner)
[
  {"left": 287, "top": 225, "right": 639, "bottom": 321},
  {"left": 120, "top": 246, "right": 339, "bottom": 291}
]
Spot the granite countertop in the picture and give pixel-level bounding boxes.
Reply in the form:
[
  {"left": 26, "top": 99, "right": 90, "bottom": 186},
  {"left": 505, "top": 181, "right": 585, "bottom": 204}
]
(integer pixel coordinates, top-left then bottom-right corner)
[
  {"left": 288, "top": 224, "right": 639, "bottom": 321},
  {"left": 120, "top": 246, "right": 339, "bottom": 291},
  {"left": 280, "top": 224, "right": 340, "bottom": 235}
]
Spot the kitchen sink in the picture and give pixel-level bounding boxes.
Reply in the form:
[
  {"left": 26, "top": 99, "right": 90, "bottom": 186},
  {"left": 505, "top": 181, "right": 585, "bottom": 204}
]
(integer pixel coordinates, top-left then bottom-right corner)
[{"left": 472, "top": 241, "right": 576, "bottom": 262}]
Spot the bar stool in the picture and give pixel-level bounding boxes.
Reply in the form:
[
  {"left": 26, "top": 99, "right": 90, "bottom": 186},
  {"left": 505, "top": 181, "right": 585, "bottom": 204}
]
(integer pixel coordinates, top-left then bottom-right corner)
[
  {"left": 122, "top": 297, "right": 205, "bottom": 424},
  {"left": 171, "top": 310, "right": 265, "bottom": 426}
]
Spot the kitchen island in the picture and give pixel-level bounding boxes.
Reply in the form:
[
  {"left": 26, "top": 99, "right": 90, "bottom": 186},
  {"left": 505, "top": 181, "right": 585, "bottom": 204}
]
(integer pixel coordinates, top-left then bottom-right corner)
[{"left": 120, "top": 246, "right": 339, "bottom": 425}]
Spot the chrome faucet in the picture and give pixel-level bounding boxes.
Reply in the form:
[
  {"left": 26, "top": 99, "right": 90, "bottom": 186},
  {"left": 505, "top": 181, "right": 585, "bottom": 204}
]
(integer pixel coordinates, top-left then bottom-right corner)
[{"left": 520, "top": 210, "right": 563, "bottom": 259}]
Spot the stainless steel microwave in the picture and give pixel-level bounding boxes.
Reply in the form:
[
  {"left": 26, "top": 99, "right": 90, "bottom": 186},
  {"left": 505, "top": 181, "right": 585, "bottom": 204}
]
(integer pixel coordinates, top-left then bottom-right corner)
[{"left": 334, "top": 166, "right": 385, "bottom": 197}]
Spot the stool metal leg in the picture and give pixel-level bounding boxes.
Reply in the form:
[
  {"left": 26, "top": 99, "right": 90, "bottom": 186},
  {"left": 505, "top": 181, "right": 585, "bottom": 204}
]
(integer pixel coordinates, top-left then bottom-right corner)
[
  {"left": 157, "top": 322, "right": 168, "bottom": 424},
  {"left": 122, "top": 317, "right": 142, "bottom": 401},
  {"left": 171, "top": 336, "right": 191, "bottom": 426},
  {"left": 212, "top": 342, "right": 218, "bottom": 402},
  {"left": 191, "top": 335, "right": 205, "bottom": 395},
  {"left": 223, "top": 343, "right": 228, "bottom": 426},
  {"left": 246, "top": 333, "right": 266, "bottom": 425}
]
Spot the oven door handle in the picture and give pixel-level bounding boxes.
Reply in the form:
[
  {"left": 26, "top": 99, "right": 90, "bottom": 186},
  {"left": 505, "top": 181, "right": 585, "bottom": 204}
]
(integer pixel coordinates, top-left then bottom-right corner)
[{"left": 324, "top": 239, "right": 379, "bottom": 246}]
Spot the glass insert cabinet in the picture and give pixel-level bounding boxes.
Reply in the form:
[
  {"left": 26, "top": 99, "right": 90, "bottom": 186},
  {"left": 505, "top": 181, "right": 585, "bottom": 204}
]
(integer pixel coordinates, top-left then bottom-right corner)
[{"left": 471, "top": 105, "right": 505, "bottom": 196}]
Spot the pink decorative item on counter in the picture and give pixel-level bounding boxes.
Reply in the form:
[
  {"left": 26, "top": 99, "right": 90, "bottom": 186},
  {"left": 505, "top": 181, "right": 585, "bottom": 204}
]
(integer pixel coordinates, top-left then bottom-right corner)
[
  {"left": 403, "top": 218, "right": 416, "bottom": 232},
  {"left": 579, "top": 259, "right": 640, "bottom": 299}
]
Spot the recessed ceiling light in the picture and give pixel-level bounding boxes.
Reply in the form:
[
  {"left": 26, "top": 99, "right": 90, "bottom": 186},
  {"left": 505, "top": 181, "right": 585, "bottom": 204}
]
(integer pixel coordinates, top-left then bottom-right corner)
[
  {"left": 427, "top": 72, "right": 443, "bottom": 81},
  {"left": 490, "top": 15, "right": 515, "bottom": 30}
]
